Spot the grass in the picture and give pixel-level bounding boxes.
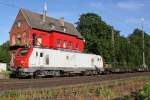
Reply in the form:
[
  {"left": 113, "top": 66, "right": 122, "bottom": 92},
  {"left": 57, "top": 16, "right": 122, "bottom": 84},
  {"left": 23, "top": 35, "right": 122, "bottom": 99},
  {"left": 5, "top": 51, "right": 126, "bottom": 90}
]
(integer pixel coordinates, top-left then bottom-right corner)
[{"left": 0, "top": 75, "right": 150, "bottom": 100}]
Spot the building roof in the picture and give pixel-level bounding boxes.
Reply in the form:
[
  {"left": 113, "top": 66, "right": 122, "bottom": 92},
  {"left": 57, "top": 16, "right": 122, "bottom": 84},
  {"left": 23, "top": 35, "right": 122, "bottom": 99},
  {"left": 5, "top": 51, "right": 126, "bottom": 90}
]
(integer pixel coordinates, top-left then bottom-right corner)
[{"left": 20, "top": 9, "right": 83, "bottom": 39}]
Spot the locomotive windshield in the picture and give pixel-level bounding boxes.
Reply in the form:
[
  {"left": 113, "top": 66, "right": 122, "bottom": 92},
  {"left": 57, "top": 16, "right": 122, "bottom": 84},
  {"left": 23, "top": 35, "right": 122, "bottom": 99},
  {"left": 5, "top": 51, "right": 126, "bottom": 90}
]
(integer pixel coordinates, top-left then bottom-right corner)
[{"left": 18, "top": 48, "right": 29, "bottom": 56}]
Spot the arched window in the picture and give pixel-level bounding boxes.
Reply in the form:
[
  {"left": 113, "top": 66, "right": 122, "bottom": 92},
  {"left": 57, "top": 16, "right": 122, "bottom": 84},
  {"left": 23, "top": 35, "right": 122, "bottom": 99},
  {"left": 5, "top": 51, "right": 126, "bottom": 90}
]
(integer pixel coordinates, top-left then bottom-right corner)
[
  {"left": 17, "top": 21, "right": 21, "bottom": 28},
  {"left": 22, "top": 32, "right": 26, "bottom": 45},
  {"left": 17, "top": 33, "right": 21, "bottom": 45}
]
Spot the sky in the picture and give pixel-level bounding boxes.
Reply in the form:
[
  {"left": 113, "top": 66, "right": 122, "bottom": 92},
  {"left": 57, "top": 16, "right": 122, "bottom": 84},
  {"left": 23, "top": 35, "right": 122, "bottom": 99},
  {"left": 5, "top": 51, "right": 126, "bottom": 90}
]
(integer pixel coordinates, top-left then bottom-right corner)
[{"left": 0, "top": 0, "right": 150, "bottom": 44}]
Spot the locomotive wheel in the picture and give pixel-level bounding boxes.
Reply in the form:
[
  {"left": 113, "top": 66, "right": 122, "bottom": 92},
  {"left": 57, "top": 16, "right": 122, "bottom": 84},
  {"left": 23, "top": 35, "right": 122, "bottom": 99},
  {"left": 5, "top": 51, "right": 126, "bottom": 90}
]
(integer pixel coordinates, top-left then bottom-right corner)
[
  {"left": 10, "top": 70, "right": 17, "bottom": 78},
  {"left": 32, "top": 70, "right": 41, "bottom": 79}
]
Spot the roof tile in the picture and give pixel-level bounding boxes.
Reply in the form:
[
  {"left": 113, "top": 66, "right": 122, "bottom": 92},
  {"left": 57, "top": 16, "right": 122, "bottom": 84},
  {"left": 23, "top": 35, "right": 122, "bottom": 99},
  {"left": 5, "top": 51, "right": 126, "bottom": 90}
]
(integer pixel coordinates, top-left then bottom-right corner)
[{"left": 21, "top": 9, "right": 83, "bottom": 39}]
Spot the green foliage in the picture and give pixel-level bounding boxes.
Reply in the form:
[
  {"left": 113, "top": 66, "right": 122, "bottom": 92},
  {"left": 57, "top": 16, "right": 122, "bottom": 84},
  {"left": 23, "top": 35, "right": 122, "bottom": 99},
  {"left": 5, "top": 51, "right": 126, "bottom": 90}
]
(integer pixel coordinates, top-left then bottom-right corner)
[
  {"left": 95, "top": 86, "right": 114, "bottom": 98},
  {"left": 77, "top": 13, "right": 115, "bottom": 63},
  {"left": 0, "top": 41, "right": 10, "bottom": 63},
  {"left": 77, "top": 13, "right": 150, "bottom": 69},
  {"left": 137, "top": 83, "right": 150, "bottom": 100}
]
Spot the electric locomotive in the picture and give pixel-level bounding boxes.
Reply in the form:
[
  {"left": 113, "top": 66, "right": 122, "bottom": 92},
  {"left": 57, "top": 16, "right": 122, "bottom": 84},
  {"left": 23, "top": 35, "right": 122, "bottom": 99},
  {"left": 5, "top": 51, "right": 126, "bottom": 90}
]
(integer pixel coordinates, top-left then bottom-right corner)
[{"left": 12, "top": 47, "right": 104, "bottom": 77}]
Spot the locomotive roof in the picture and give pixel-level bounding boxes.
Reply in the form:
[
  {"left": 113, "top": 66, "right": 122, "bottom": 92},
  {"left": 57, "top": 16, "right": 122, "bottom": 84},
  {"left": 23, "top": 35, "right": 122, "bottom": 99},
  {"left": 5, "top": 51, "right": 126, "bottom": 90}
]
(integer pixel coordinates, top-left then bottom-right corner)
[{"left": 20, "top": 8, "right": 83, "bottom": 39}]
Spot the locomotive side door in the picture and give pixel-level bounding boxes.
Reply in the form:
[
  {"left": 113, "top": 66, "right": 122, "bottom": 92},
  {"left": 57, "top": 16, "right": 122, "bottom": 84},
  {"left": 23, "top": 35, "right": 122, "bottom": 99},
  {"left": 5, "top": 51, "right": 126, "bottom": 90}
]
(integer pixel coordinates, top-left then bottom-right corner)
[{"left": 39, "top": 52, "right": 44, "bottom": 67}]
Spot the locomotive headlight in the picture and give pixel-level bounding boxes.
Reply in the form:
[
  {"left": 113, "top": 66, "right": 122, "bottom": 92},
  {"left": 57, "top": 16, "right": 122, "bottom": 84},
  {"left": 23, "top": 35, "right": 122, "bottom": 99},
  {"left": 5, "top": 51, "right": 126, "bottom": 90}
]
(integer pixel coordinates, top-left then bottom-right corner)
[
  {"left": 21, "top": 60, "right": 24, "bottom": 64},
  {"left": 21, "top": 60, "right": 25, "bottom": 65}
]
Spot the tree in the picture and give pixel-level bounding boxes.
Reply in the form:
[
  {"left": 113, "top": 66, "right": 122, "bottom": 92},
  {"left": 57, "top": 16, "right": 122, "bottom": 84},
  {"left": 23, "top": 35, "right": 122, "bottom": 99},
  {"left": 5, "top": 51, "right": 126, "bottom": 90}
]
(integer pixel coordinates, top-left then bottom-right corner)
[
  {"left": 0, "top": 41, "right": 10, "bottom": 63},
  {"left": 128, "top": 29, "right": 150, "bottom": 68},
  {"left": 77, "top": 13, "right": 150, "bottom": 70},
  {"left": 77, "top": 13, "right": 121, "bottom": 64}
]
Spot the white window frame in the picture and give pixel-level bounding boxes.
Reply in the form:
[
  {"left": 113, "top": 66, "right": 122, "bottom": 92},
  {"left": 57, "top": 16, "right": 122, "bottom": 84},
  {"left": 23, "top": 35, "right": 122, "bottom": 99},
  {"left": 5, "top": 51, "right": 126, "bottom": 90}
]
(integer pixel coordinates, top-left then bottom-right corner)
[{"left": 63, "top": 40, "right": 67, "bottom": 48}]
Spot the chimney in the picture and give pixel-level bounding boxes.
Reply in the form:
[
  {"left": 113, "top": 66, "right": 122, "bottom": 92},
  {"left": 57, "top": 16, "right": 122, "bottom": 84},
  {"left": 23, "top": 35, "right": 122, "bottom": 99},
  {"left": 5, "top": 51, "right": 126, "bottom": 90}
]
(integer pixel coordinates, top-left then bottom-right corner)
[
  {"left": 43, "top": 2, "right": 47, "bottom": 22},
  {"left": 59, "top": 17, "right": 64, "bottom": 26}
]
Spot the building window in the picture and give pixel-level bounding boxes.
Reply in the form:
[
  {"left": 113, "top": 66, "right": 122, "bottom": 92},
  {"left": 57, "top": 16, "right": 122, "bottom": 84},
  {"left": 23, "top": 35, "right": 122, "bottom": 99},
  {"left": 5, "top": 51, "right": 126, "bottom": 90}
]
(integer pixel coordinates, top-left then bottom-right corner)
[
  {"left": 17, "top": 22, "right": 21, "bottom": 28},
  {"left": 60, "top": 25, "right": 66, "bottom": 32},
  {"left": 22, "top": 32, "right": 26, "bottom": 45},
  {"left": 57, "top": 39, "right": 61, "bottom": 47},
  {"left": 68, "top": 42, "right": 72, "bottom": 49},
  {"left": 76, "top": 43, "right": 78, "bottom": 49},
  {"left": 37, "top": 38, "right": 42, "bottom": 46},
  {"left": 17, "top": 38, "right": 21, "bottom": 45},
  {"left": 63, "top": 27, "right": 66, "bottom": 32},
  {"left": 17, "top": 34, "right": 21, "bottom": 45},
  {"left": 12, "top": 35, "right": 16, "bottom": 45},
  {"left": 49, "top": 23, "right": 55, "bottom": 29},
  {"left": 63, "top": 40, "right": 67, "bottom": 48},
  {"left": 45, "top": 54, "right": 49, "bottom": 65},
  {"left": 32, "top": 33, "right": 36, "bottom": 46}
]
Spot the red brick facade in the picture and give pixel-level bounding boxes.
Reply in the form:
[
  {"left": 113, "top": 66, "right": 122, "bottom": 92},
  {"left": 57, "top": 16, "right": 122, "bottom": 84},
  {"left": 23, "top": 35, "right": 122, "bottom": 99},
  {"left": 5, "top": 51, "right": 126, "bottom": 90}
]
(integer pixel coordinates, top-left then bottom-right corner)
[
  {"left": 10, "top": 9, "right": 84, "bottom": 66},
  {"left": 10, "top": 11, "right": 31, "bottom": 47}
]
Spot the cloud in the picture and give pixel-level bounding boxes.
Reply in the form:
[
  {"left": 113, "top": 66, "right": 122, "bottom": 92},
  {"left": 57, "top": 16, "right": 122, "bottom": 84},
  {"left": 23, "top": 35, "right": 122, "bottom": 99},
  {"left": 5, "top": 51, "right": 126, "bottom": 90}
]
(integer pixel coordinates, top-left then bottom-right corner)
[
  {"left": 89, "top": 2, "right": 101, "bottom": 8},
  {"left": 117, "top": 1, "right": 145, "bottom": 11},
  {"left": 125, "top": 18, "right": 150, "bottom": 30},
  {"left": 87, "top": 1, "right": 102, "bottom": 9},
  {"left": 125, "top": 18, "right": 140, "bottom": 24},
  {"left": 125, "top": 18, "right": 150, "bottom": 24}
]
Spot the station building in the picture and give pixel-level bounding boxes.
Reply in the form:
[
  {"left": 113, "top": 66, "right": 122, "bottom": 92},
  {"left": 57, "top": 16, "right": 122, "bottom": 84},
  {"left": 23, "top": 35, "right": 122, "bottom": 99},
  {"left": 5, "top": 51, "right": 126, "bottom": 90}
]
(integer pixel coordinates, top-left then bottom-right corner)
[{"left": 9, "top": 8, "right": 84, "bottom": 66}]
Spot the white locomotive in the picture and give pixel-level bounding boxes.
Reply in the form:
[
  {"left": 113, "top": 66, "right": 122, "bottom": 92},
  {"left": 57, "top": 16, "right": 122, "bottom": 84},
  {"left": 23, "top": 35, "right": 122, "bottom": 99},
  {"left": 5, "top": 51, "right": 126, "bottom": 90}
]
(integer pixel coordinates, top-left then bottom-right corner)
[{"left": 13, "top": 47, "right": 104, "bottom": 77}]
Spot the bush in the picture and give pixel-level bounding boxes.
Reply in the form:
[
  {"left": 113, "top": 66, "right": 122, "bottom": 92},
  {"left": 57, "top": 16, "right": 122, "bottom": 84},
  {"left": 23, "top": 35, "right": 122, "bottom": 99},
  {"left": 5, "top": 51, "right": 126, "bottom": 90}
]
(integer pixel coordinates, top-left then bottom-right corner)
[{"left": 137, "top": 83, "right": 150, "bottom": 100}]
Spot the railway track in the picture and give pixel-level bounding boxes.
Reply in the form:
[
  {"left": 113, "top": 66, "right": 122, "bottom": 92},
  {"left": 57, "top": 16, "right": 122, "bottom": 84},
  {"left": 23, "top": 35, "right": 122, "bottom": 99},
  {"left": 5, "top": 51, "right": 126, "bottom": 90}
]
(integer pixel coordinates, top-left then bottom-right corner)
[{"left": 0, "top": 72, "right": 150, "bottom": 91}]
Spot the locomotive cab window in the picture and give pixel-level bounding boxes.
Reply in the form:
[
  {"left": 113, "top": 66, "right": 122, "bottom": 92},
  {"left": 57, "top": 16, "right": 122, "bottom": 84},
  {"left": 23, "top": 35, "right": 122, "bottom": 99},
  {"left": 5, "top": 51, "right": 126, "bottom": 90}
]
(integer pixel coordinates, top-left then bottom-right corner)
[
  {"left": 36, "top": 52, "right": 38, "bottom": 57},
  {"left": 97, "top": 58, "right": 100, "bottom": 61},
  {"left": 18, "top": 49, "right": 29, "bottom": 56}
]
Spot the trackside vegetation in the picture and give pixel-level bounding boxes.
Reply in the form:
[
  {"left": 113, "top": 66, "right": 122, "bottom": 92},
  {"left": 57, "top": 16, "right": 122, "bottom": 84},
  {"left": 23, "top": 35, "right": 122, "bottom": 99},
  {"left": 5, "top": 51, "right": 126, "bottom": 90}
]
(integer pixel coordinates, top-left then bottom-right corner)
[
  {"left": 0, "top": 76, "right": 149, "bottom": 100},
  {"left": 0, "top": 41, "right": 10, "bottom": 63},
  {"left": 137, "top": 83, "right": 150, "bottom": 100}
]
